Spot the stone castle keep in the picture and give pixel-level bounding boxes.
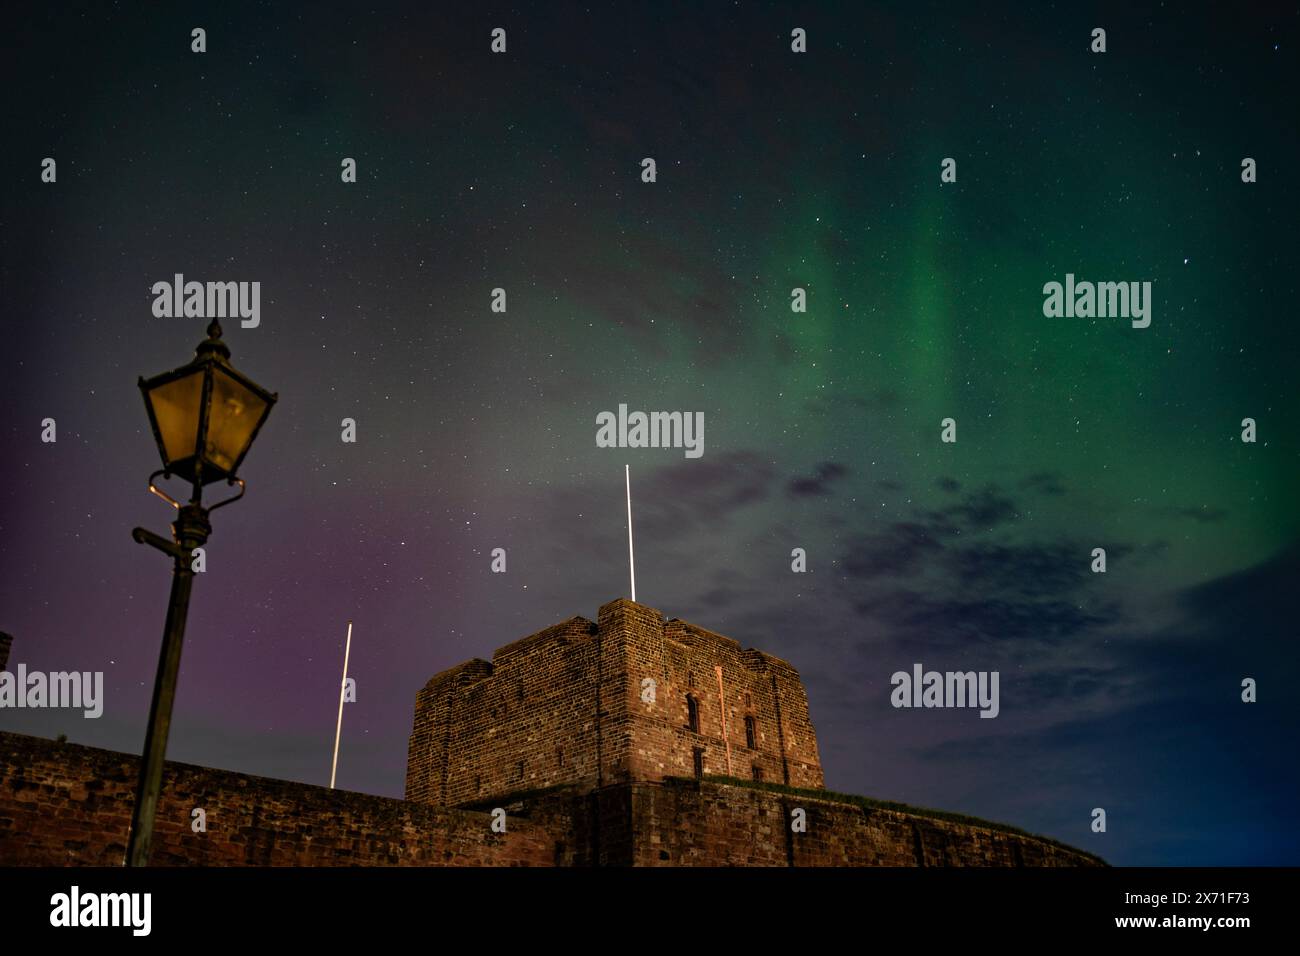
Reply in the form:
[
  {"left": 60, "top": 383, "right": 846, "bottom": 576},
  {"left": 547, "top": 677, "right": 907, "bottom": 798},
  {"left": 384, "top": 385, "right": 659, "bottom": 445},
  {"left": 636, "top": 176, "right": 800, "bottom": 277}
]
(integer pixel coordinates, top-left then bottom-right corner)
[
  {"left": 406, "top": 598, "right": 822, "bottom": 806},
  {"left": 0, "top": 603, "right": 1104, "bottom": 866}
]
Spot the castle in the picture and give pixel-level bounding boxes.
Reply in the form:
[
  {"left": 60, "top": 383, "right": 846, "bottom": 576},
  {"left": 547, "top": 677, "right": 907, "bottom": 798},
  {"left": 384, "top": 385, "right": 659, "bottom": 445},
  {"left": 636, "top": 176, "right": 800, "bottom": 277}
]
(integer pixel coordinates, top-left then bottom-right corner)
[
  {"left": 405, "top": 598, "right": 822, "bottom": 806},
  {"left": 0, "top": 607, "right": 1105, "bottom": 866}
]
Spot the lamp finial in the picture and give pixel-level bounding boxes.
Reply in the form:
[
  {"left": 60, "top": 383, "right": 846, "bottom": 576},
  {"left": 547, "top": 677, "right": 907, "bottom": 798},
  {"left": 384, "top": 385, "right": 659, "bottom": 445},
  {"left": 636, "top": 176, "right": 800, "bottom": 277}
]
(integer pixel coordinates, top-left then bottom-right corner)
[{"left": 195, "top": 319, "right": 231, "bottom": 361}]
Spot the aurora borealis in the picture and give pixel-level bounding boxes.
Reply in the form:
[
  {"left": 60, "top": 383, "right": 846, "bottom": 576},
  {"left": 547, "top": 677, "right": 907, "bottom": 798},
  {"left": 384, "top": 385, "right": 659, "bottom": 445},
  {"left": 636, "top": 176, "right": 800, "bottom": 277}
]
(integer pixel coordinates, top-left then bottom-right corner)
[{"left": 1, "top": 2, "right": 1296, "bottom": 865}]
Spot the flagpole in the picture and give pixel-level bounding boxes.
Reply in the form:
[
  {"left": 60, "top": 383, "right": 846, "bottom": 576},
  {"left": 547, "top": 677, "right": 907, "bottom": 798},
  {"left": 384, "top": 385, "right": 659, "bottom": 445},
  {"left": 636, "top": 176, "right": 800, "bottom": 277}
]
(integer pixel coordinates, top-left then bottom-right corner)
[
  {"left": 625, "top": 464, "right": 636, "bottom": 602},
  {"left": 330, "top": 620, "right": 352, "bottom": 789}
]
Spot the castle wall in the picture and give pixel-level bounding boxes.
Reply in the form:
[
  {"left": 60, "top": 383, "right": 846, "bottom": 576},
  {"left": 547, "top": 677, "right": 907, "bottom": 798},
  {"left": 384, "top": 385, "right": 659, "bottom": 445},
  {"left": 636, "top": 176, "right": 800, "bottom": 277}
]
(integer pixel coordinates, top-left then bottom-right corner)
[
  {"left": 405, "top": 599, "right": 824, "bottom": 808},
  {"left": 604, "top": 600, "right": 823, "bottom": 790},
  {"left": 0, "top": 732, "right": 1101, "bottom": 867},
  {"left": 0, "top": 731, "right": 555, "bottom": 866},
  {"left": 405, "top": 615, "right": 621, "bottom": 805},
  {"left": 624, "top": 779, "right": 1104, "bottom": 867}
]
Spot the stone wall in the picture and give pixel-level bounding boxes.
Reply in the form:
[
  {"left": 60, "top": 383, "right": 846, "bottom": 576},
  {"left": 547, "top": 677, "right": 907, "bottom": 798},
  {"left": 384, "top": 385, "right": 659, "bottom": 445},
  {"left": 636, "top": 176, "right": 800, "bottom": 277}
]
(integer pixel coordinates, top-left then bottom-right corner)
[
  {"left": 405, "top": 599, "right": 824, "bottom": 807},
  {"left": 405, "top": 615, "right": 609, "bottom": 806},
  {"left": 0, "top": 732, "right": 1101, "bottom": 866},
  {"left": 613, "top": 601, "right": 823, "bottom": 790},
  {"left": 0, "top": 731, "right": 554, "bottom": 866},
  {"left": 620, "top": 778, "right": 1105, "bottom": 867}
]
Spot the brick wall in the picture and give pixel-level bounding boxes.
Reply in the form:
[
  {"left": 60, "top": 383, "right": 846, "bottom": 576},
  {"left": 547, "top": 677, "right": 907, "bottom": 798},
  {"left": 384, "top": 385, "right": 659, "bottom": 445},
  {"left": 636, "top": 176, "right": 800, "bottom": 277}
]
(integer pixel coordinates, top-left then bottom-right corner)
[
  {"left": 613, "top": 601, "right": 824, "bottom": 790},
  {"left": 405, "top": 599, "right": 824, "bottom": 807},
  {"left": 405, "top": 615, "right": 612, "bottom": 805},
  {"left": 0, "top": 732, "right": 1100, "bottom": 866},
  {"left": 0, "top": 732, "right": 555, "bottom": 866},
  {"left": 622, "top": 779, "right": 1104, "bottom": 867}
]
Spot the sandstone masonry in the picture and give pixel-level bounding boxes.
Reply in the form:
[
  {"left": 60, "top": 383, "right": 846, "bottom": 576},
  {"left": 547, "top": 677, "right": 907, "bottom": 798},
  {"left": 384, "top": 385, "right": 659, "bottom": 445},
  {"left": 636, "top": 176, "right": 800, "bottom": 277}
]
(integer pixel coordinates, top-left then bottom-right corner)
[
  {"left": 405, "top": 599, "right": 823, "bottom": 807},
  {"left": 0, "top": 732, "right": 1104, "bottom": 866},
  {"left": 0, "top": 603, "right": 1105, "bottom": 866}
]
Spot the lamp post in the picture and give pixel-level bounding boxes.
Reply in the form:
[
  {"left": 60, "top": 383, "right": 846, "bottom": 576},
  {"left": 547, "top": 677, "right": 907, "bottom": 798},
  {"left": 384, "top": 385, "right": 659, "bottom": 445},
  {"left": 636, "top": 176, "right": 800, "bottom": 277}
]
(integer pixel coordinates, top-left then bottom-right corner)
[{"left": 127, "top": 319, "right": 276, "bottom": 866}]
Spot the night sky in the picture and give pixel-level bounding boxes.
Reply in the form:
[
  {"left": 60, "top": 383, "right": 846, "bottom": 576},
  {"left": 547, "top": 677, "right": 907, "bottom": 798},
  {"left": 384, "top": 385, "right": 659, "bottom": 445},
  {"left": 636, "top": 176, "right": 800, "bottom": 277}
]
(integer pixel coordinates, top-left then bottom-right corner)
[{"left": 2, "top": 2, "right": 1297, "bottom": 866}]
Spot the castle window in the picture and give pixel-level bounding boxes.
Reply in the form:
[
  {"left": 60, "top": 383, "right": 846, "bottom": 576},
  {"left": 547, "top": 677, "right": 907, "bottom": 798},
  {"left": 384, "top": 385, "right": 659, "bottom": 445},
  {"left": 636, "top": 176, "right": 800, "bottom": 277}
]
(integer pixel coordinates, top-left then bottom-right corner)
[
  {"left": 752, "top": 764, "right": 763, "bottom": 783},
  {"left": 686, "top": 695, "right": 699, "bottom": 733},
  {"left": 516, "top": 760, "right": 524, "bottom": 782},
  {"left": 745, "top": 716, "right": 757, "bottom": 749},
  {"left": 693, "top": 748, "right": 704, "bottom": 778},
  {"left": 743, "top": 692, "right": 752, "bottom": 710}
]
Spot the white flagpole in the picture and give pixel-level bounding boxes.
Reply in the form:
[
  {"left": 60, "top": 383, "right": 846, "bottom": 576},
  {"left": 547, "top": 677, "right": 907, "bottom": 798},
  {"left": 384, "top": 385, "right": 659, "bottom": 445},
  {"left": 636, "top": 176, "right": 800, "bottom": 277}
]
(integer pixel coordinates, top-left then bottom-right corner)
[
  {"left": 625, "top": 465, "right": 636, "bottom": 602},
  {"left": 330, "top": 620, "right": 353, "bottom": 789}
]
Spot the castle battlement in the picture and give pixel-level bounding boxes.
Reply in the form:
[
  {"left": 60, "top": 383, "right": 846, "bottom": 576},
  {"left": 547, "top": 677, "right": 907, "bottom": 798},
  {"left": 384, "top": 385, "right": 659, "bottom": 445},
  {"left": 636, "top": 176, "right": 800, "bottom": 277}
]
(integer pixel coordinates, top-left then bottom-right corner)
[
  {"left": 0, "top": 609, "right": 1104, "bottom": 867},
  {"left": 405, "top": 599, "right": 824, "bottom": 807}
]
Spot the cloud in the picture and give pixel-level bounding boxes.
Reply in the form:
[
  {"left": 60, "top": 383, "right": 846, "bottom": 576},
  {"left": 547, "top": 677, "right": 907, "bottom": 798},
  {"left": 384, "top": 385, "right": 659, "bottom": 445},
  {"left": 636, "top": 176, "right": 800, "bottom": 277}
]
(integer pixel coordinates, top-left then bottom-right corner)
[
  {"left": 947, "top": 541, "right": 1133, "bottom": 599},
  {"left": 840, "top": 483, "right": 1133, "bottom": 650},
  {"left": 853, "top": 578, "right": 1119, "bottom": 650},
  {"left": 787, "top": 461, "right": 848, "bottom": 497},
  {"left": 1175, "top": 540, "right": 1299, "bottom": 636},
  {"left": 1020, "top": 472, "right": 1067, "bottom": 496},
  {"left": 842, "top": 521, "right": 944, "bottom": 579},
  {"left": 1155, "top": 505, "right": 1228, "bottom": 523},
  {"left": 926, "top": 485, "right": 1019, "bottom": 532},
  {"left": 638, "top": 451, "right": 776, "bottom": 530},
  {"left": 839, "top": 484, "right": 1027, "bottom": 581}
]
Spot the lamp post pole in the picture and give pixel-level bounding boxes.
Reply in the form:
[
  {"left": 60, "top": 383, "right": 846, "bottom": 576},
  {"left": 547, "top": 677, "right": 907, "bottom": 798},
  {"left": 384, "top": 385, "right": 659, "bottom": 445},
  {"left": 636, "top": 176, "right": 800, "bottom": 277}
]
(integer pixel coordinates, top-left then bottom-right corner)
[
  {"left": 126, "top": 494, "right": 210, "bottom": 867},
  {"left": 127, "top": 319, "right": 276, "bottom": 866}
]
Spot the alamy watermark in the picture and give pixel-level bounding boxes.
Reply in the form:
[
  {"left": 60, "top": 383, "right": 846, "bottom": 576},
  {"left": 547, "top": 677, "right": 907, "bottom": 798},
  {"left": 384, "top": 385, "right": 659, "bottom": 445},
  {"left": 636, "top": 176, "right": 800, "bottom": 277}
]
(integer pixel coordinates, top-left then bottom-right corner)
[
  {"left": 1042, "top": 273, "right": 1151, "bottom": 328},
  {"left": 151, "top": 274, "right": 261, "bottom": 328},
  {"left": 596, "top": 404, "right": 704, "bottom": 458},
  {"left": 0, "top": 664, "right": 103, "bottom": 718},
  {"left": 50, "top": 886, "right": 151, "bottom": 936},
  {"left": 890, "top": 663, "right": 999, "bottom": 719}
]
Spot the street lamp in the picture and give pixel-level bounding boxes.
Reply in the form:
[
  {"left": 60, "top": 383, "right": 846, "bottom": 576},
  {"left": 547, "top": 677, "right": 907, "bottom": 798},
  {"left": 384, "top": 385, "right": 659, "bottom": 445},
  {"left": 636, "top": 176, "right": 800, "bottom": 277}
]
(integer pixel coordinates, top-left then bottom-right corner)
[{"left": 127, "top": 318, "right": 276, "bottom": 866}]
